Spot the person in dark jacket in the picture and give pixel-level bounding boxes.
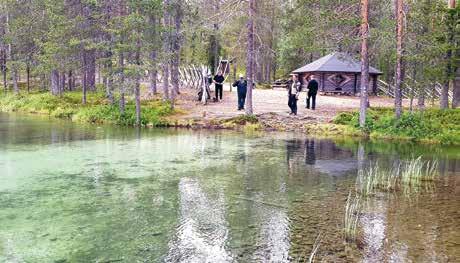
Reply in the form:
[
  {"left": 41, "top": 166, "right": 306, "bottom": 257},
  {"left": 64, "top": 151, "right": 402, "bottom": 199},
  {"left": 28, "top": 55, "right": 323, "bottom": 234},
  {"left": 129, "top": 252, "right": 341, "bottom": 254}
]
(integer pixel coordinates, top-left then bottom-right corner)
[
  {"left": 213, "top": 71, "right": 225, "bottom": 101},
  {"left": 306, "top": 75, "right": 319, "bottom": 110},
  {"left": 232, "top": 74, "right": 247, "bottom": 110},
  {"left": 287, "top": 74, "right": 301, "bottom": 115}
]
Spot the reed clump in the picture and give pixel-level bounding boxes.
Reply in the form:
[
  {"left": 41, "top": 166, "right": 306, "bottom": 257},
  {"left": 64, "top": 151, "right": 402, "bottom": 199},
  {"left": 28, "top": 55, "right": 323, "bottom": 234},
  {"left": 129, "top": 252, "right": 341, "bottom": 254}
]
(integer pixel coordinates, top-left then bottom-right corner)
[
  {"left": 344, "top": 192, "right": 361, "bottom": 242},
  {"left": 356, "top": 157, "right": 439, "bottom": 196}
]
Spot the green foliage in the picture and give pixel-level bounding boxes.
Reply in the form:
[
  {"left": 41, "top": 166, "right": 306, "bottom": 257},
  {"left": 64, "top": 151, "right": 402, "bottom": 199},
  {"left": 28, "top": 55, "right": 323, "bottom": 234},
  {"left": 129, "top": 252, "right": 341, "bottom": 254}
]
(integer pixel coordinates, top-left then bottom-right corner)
[
  {"left": 0, "top": 91, "right": 173, "bottom": 127},
  {"left": 333, "top": 108, "right": 460, "bottom": 145}
]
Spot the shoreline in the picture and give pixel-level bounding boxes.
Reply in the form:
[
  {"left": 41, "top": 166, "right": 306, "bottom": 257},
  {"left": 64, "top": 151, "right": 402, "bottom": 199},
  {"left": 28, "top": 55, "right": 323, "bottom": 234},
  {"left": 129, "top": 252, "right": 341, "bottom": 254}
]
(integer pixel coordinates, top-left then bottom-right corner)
[
  {"left": 1, "top": 91, "right": 458, "bottom": 146},
  {"left": 3, "top": 107, "right": 458, "bottom": 147}
]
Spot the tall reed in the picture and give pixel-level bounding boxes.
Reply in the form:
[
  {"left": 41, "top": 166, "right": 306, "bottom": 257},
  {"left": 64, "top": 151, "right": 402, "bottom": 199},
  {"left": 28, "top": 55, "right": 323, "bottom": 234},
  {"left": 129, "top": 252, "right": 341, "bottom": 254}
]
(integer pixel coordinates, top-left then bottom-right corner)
[
  {"left": 307, "top": 233, "right": 322, "bottom": 263},
  {"left": 344, "top": 192, "right": 361, "bottom": 242}
]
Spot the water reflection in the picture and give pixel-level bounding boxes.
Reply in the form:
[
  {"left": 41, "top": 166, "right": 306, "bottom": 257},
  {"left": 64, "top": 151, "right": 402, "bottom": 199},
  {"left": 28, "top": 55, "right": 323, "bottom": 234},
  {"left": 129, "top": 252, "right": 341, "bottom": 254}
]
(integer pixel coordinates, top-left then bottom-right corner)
[
  {"left": 286, "top": 138, "right": 357, "bottom": 177},
  {"left": 361, "top": 199, "right": 387, "bottom": 262},
  {"left": 166, "top": 178, "right": 233, "bottom": 262}
]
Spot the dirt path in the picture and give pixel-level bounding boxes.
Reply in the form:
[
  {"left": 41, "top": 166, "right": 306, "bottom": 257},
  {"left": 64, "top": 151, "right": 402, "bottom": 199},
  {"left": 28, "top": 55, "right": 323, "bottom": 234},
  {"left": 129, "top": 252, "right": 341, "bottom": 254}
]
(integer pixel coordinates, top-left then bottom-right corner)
[{"left": 171, "top": 84, "right": 403, "bottom": 128}]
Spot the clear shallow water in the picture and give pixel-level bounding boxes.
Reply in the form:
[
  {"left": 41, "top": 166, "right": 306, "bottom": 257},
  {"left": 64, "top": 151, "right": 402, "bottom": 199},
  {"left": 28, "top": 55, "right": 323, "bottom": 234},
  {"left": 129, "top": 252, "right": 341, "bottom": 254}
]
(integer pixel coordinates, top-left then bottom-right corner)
[{"left": 0, "top": 113, "right": 459, "bottom": 262}]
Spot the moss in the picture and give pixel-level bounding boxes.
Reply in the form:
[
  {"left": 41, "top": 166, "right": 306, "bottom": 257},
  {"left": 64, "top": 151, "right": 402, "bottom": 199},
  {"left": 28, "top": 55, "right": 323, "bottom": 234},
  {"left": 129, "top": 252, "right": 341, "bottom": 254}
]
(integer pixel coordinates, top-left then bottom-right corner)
[
  {"left": 243, "top": 123, "right": 263, "bottom": 133},
  {"left": 222, "top": 114, "right": 258, "bottom": 125},
  {"left": 304, "top": 123, "right": 361, "bottom": 137}
]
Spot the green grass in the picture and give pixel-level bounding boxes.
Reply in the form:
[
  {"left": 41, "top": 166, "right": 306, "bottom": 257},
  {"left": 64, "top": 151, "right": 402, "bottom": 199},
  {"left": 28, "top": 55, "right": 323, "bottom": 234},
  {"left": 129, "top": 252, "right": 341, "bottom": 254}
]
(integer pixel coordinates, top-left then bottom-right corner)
[
  {"left": 0, "top": 91, "right": 174, "bottom": 126},
  {"left": 333, "top": 108, "right": 460, "bottom": 145}
]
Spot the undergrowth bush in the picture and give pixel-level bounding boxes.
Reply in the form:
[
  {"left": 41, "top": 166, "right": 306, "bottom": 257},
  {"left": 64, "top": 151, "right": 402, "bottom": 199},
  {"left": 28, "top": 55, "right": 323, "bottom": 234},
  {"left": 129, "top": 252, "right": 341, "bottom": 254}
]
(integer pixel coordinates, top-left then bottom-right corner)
[
  {"left": 333, "top": 108, "right": 460, "bottom": 145},
  {"left": 0, "top": 91, "right": 174, "bottom": 127}
]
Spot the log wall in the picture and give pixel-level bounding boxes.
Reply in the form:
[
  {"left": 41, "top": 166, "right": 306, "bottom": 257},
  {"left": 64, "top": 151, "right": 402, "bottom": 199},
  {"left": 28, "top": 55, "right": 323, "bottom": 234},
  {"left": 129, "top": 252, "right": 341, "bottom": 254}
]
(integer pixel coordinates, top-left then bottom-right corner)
[{"left": 298, "top": 72, "right": 379, "bottom": 95}]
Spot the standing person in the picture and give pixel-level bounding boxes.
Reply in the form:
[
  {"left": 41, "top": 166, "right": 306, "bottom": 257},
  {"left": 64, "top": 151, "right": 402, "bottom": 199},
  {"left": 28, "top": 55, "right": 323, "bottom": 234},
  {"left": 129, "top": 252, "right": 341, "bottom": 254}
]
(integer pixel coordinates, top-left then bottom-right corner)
[
  {"left": 213, "top": 71, "right": 225, "bottom": 101},
  {"left": 232, "top": 74, "right": 247, "bottom": 111},
  {"left": 306, "top": 75, "right": 319, "bottom": 110},
  {"left": 287, "top": 74, "right": 301, "bottom": 115}
]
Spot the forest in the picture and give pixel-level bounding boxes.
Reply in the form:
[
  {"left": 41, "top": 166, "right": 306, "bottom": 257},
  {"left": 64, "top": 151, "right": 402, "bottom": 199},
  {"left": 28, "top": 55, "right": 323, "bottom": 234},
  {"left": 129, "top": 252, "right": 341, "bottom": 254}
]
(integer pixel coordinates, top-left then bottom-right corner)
[{"left": 0, "top": 0, "right": 459, "bottom": 135}]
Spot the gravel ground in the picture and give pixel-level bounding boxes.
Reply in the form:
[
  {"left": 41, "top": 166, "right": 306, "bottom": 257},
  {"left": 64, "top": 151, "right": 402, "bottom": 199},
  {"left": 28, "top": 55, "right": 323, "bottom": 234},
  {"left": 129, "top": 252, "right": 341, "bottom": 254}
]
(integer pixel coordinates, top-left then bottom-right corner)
[{"left": 173, "top": 84, "right": 406, "bottom": 124}]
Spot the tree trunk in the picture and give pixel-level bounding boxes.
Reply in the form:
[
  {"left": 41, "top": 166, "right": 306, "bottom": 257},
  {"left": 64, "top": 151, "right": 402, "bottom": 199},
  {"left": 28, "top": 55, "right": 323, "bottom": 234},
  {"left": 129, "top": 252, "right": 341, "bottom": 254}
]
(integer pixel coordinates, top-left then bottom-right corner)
[
  {"left": 441, "top": 81, "right": 450, "bottom": 109},
  {"left": 60, "top": 71, "right": 66, "bottom": 92},
  {"left": 86, "top": 50, "right": 96, "bottom": 91},
  {"left": 26, "top": 64, "right": 30, "bottom": 92},
  {"left": 409, "top": 63, "right": 416, "bottom": 112},
  {"left": 1, "top": 47, "right": 5, "bottom": 91},
  {"left": 51, "top": 70, "right": 60, "bottom": 96},
  {"left": 171, "top": 1, "right": 183, "bottom": 102},
  {"left": 7, "top": 8, "right": 17, "bottom": 94},
  {"left": 449, "top": 0, "right": 459, "bottom": 108},
  {"left": 162, "top": 0, "right": 171, "bottom": 101},
  {"left": 2, "top": 61, "right": 6, "bottom": 92},
  {"left": 119, "top": 51, "right": 125, "bottom": 114},
  {"left": 82, "top": 70, "right": 87, "bottom": 104},
  {"left": 149, "top": 64, "right": 158, "bottom": 94},
  {"left": 41, "top": 74, "right": 46, "bottom": 92},
  {"left": 418, "top": 87, "right": 425, "bottom": 110},
  {"left": 211, "top": 0, "right": 219, "bottom": 74},
  {"left": 12, "top": 67, "right": 19, "bottom": 94},
  {"left": 394, "top": 0, "right": 405, "bottom": 118},
  {"left": 359, "top": 0, "right": 369, "bottom": 129},
  {"left": 68, "top": 70, "right": 73, "bottom": 91},
  {"left": 245, "top": 0, "right": 255, "bottom": 115},
  {"left": 441, "top": 0, "right": 456, "bottom": 109},
  {"left": 231, "top": 61, "right": 236, "bottom": 92},
  {"left": 106, "top": 49, "right": 114, "bottom": 104},
  {"left": 148, "top": 12, "right": 158, "bottom": 95},
  {"left": 82, "top": 51, "right": 87, "bottom": 104},
  {"left": 135, "top": 37, "right": 141, "bottom": 126},
  {"left": 454, "top": 67, "right": 460, "bottom": 108}
]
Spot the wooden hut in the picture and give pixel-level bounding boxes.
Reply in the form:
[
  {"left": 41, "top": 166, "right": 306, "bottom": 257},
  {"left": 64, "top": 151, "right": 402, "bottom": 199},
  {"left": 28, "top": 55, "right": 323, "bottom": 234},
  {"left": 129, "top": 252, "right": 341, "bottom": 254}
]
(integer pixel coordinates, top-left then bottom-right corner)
[{"left": 292, "top": 52, "right": 382, "bottom": 95}]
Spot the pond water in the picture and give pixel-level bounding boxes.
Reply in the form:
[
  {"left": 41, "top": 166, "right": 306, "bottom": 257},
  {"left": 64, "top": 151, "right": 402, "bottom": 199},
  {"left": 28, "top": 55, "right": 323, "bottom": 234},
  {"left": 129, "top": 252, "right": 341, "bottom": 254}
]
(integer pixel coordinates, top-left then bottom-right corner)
[{"left": 0, "top": 113, "right": 459, "bottom": 262}]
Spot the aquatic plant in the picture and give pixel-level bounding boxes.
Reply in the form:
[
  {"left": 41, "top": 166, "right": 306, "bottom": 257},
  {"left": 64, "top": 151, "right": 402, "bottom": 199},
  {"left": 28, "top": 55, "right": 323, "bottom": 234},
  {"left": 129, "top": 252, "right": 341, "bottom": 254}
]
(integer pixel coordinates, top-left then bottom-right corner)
[
  {"left": 308, "top": 233, "right": 322, "bottom": 263},
  {"left": 356, "top": 162, "right": 399, "bottom": 196},
  {"left": 344, "top": 192, "right": 361, "bottom": 242},
  {"left": 356, "top": 157, "right": 439, "bottom": 196},
  {"left": 294, "top": 233, "right": 322, "bottom": 263}
]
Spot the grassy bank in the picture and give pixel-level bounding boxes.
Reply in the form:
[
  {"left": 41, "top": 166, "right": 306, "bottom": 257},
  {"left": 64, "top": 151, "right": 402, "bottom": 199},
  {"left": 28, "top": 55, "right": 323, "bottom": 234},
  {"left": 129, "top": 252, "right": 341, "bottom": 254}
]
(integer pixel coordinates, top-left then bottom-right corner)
[
  {"left": 333, "top": 108, "right": 460, "bottom": 145},
  {"left": 0, "top": 91, "right": 174, "bottom": 126}
]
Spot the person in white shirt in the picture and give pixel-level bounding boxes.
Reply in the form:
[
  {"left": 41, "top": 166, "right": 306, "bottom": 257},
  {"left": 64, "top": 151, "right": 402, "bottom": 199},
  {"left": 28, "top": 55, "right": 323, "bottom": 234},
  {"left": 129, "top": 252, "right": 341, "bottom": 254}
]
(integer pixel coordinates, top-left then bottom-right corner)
[{"left": 287, "top": 74, "right": 301, "bottom": 115}]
